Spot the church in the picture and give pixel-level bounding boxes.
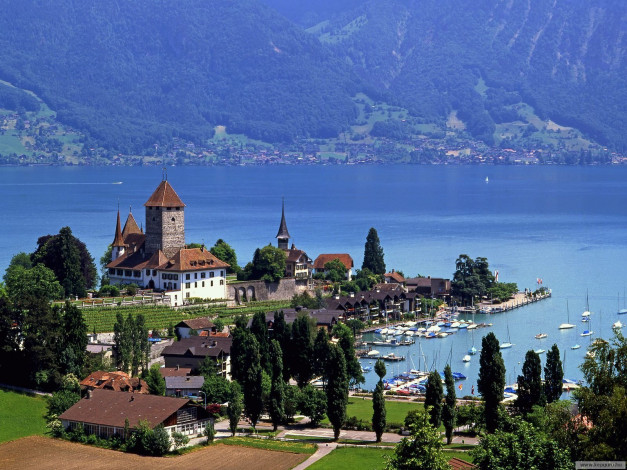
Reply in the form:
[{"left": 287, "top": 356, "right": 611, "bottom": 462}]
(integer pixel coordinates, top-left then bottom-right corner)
[{"left": 106, "top": 177, "right": 229, "bottom": 306}]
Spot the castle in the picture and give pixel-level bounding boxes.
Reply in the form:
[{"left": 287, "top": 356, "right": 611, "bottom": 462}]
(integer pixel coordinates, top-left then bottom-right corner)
[{"left": 106, "top": 177, "right": 229, "bottom": 306}]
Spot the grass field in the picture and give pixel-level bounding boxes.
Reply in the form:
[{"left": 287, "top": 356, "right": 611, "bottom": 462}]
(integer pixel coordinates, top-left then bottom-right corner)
[
  {"left": 309, "top": 446, "right": 392, "bottom": 470},
  {"left": 220, "top": 436, "right": 316, "bottom": 455},
  {"left": 308, "top": 446, "right": 474, "bottom": 470},
  {"left": 0, "top": 389, "right": 48, "bottom": 443},
  {"left": 322, "top": 398, "right": 424, "bottom": 427}
]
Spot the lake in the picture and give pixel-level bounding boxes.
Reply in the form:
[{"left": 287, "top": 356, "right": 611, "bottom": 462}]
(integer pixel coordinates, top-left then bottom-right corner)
[{"left": 1, "top": 165, "right": 626, "bottom": 389}]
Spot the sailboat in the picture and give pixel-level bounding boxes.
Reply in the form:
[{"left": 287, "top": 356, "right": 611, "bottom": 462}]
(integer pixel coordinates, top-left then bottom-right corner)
[
  {"left": 485, "top": 176, "right": 489, "bottom": 183},
  {"left": 500, "top": 324, "right": 514, "bottom": 349},
  {"left": 582, "top": 291, "right": 592, "bottom": 318},
  {"left": 619, "top": 289, "right": 627, "bottom": 314},
  {"left": 462, "top": 355, "right": 471, "bottom": 362},
  {"left": 559, "top": 300, "right": 576, "bottom": 329},
  {"left": 571, "top": 344, "right": 581, "bottom": 350},
  {"left": 612, "top": 320, "right": 623, "bottom": 330}
]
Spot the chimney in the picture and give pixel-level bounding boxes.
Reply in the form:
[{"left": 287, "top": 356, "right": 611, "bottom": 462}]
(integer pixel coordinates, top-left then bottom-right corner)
[
  {"left": 176, "top": 365, "right": 180, "bottom": 370},
  {"left": 392, "top": 269, "right": 395, "bottom": 273},
  {"left": 334, "top": 294, "right": 340, "bottom": 300},
  {"left": 87, "top": 390, "right": 93, "bottom": 400},
  {"left": 350, "top": 292, "right": 354, "bottom": 298}
]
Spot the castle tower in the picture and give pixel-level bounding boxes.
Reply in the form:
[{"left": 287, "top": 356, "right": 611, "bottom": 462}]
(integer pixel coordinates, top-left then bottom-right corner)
[
  {"left": 111, "top": 209, "right": 126, "bottom": 260},
  {"left": 144, "top": 178, "right": 186, "bottom": 258},
  {"left": 275, "top": 198, "right": 291, "bottom": 250}
]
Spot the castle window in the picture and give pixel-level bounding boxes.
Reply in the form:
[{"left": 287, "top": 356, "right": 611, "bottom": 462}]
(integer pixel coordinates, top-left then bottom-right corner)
[
  {"left": 186, "top": 283, "right": 190, "bottom": 289},
  {"left": 186, "top": 274, "right": 190, "bottom": 280},
  {"left": 202, "top": 281, "right": 205, "bottom": 287},
  {"left": 171, "top": 217, "right": 175, "bottom": 222},
  {"left": 201, "top": 272, "right": 205, "bottom": 278},
  {"left": 194, "top": 273, "right": 197, "bottom": 279},
  {"left": 221, "top": 270, "right": 225, "bottom": 277},
  {"left": 220, "top": 280, "right": 224, "bottom": 285},
  {"left": 117, "top": 269, "right": 123, "bottom": 276},
  {"left": 133, "top": 271, "right": 141, "bottom": 278},
  {"left": 109, "top": 268, "right": 115, "bottom": 275},
  {"left": 174, "top": 274, "right": 179, "bottom": 280},
  {"left": 211, "top": 281, "right": 214, "bottom": 287},
  {"left": 186, "top": 292, "right": 190, "bottom": 298},
  {"left": 145, "top": 269, "right": 150, "bottom": 276},
  {"left": 167, "top": 207, "right": 171, "bottom": 211},
  {"left": 152, "top": 270, "right": 157, "bottom": 276},
  {"left": 210, "top": 272, "right": 214, "bottom": 278},
  {"left": 125, "top": 270, "right": 132, "bottom": 277},
  {"left": 174, "top": 283, "right": 177, "bottom": 289},
  {"left": 194, "top": 282, "right": 197, "bottom": 288}
]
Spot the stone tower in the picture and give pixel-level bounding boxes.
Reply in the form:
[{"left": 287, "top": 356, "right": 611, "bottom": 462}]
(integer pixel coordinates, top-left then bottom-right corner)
[
  {"left": 275, "top": 198, "right": 290, "bottom": 250},
  {"left": 144, "top": 179, "right": 186, "bottom": 258}
]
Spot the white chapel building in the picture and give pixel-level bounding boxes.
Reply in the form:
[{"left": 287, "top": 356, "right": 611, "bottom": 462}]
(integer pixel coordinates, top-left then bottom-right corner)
[{"left": 106, "top": 178, "right": 229, "bottom": 306}]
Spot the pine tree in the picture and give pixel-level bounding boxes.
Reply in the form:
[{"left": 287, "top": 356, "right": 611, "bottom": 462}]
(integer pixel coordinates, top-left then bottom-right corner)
[
  {"left": 516, "top": 350, "right": 545, "bottom": 414},
  {"left": 372, "top": 359, "right": 387, "bottom": 442},
  {"left": 425, "top": 370, "right": 444, "bottom": 428},
  {"left": 544, "top": 344, "right": 564, "bottom": 403},
  {"left": 442, "top": 364, "right": 457, "bottom": 445},
  {"left": 362, "top": 227, "right": 386, "bottom": 275},
  {"left": 326, "top": 344, "right": 348, "bottom": 440},
  {"left": 268, "top": 339, "right": 285, "bottom": 431},
  {"left": 478, "top": 332, "right": 505, "bottom": 433}
]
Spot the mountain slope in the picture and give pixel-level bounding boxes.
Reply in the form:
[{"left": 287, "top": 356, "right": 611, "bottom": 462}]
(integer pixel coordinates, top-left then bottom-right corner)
[
  {"left": 306, "top": 0, "right": 626, "bottom": 149},
  {"left": 0, "top": 0, "right": 358, "bottom": 151}
]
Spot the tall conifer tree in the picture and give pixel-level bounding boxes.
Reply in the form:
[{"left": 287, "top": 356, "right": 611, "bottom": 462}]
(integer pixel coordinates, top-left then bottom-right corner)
[
  {"left": 362, "top": 227, "right": 385, "bottom": 275},
  {"left": 442, "top": 364, "right": 457, "bottom": 445},
  {"left": 372, "top": 359, "right": 386, "bottom": 442},
  {"left": 516, "top": 350, "right": 545, "bottom": 414},
  {"left": 425, "top": 370, "right": 444, "bottom": 428},
  {"left": 544, "top": 344, "right": 564, "bottom": 403},
  {"left": 478, "top": 332, "right": 505, "bottom": 433},
  {"left": 326, "top": 344, "right": 348, "bottom": 440}
]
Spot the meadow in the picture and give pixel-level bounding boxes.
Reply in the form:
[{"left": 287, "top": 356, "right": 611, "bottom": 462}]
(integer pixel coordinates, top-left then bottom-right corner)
[{"left": 0, "top": 389, "right": 48, "bottom": 443}]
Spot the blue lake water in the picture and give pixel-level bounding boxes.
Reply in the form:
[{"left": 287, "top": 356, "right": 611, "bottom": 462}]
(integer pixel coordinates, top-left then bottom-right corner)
[{"left": 1, "top": 165, "right": 626, "bottom": 391}]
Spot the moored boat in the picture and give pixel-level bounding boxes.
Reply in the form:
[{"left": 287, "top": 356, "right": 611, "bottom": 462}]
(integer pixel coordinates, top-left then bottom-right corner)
[
  {"left": 462, "top": 355, "right": 471, "bottom": 362},
  {"left": 535, "top": 333, "right": 548, "bottom": 339}
]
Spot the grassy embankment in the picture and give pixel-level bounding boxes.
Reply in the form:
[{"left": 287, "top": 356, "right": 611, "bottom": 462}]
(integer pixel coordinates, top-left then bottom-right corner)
[
  {"left": 321, "top": 397, "right": 425, "bottom": 428},
  {"left": 0, "top": 389, "right": 48, "bottom": 443},
  {"left": 220, "top": 436, "right": 316, "bottom": 455}
]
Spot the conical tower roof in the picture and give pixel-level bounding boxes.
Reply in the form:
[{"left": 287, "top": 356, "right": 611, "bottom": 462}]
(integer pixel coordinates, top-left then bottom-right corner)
[
  {"left": 112, "top": 210, "right": 125, "bottom": 247},
  {"left": 275, "top": 199, "right": 291, "bottom": 239},
  {"left": 144, "top": 180, "right": 186, "bottom": 207},
  {"left": 122, "top": 211, "right": 142, "bottom": 237}
]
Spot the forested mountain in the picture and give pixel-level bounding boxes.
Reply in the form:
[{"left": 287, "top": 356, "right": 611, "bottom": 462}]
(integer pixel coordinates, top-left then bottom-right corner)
[
  {"left": 0, "top": 0, "right": 358, "bottom": 152},
  {"left": 0, "top": 0, "right": 624, "bottom": 154},
  {"left": 296, "top": 0, "right": 626, "bottom": 149}
]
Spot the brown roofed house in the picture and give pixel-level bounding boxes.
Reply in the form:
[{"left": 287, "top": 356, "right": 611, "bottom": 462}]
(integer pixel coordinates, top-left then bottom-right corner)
[
  {"left": 59, "top": 389, "right": 212, "bottom": 438},
  {"left": 80, "top": 371, "right": 149, "bottom": 394},
  {"left": 313, "top": 254, "right": 354, "bottom": 280}
]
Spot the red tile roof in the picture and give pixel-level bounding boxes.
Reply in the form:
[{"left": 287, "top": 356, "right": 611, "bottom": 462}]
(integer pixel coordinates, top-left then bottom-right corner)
[
  {"left": 448, "top": 457, "right": 477, "bottom": 469},
  {"left": 144, "top": 180, "right": 186, "bottom": 207},
  {"left": 80, "top": 371, "right": 148, "bottom": 394},
  {"left": 384, "top": 271, "right": 405, "bottom": 283},
  {"left": 59, "top": 389, "right": 190, "bottom": 429},
  {"left": 285, "top": 246, "right": 311, "bottom": 264},
  {"left": 175, "top": 317, "right": 214, "bottom": 330},
  {"left": 314, "top": 254, "right": 354, "bottom": 270},
  {"left": 158, "top": 248, "right": 229, "bottom": 271},
  {"left": 122, "top": 212, "right": 142, "bottom": 237},
  {"left": 106, "top": 248, "right": 167, "bottom": 270},
  {"left": 159, "top": 367, "right": 192, "bottom": 378}
]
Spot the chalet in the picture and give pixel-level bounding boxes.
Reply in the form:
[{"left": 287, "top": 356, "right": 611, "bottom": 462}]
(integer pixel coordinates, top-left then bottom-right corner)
[
  {"left": 106, "top": 178, "right": 229, "bottom": 306},
  {"left": 405, "top": 276, "right": 451, "bottom": 298},
  {"left": 313, "top": 254, "right": 354, "bottom": 280},
  {"left": 161, "top": 336, "right": 232, "bottom": 379},
  {"left": 175, "top": 317, "right": 215, "bottom": 339},
  {"left": 59, "top": 389, "right": 211, "bottom": 438},
  {"left": 165, "top": 375, "right": 205, "bottom": 398},
  {"left": 80, "top": 371, "right": 148, "bottom": 394},
  {"left": 384, "top": 270, "right": 405, "bottom": 285}
]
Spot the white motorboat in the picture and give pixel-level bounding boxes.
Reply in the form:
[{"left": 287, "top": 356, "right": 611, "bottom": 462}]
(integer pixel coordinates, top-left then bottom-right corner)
[
  {"left": 535, "top": 333, "right": 548, "bottom": 339},
  {"left": 462, "top": 355, "right": 471, "bottom": 362}
]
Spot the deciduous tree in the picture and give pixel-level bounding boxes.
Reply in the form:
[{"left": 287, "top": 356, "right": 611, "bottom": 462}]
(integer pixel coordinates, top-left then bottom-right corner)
[{"left": 210, "top": 239, "right": 240, "bottom": 273}]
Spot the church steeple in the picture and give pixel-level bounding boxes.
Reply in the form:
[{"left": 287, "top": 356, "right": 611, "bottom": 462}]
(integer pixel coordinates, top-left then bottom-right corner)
[
  {"left": 275, "top": 198, "right": 290, "bottom": 250},
  {"left": 112, "top": 209, "right": 126, "bottom": 260}
]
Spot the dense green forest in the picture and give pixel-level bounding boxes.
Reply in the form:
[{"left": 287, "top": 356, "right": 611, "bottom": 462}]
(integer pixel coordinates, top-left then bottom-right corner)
[{"left": 0, "top": 0, "right": 624, "bottom": 154}]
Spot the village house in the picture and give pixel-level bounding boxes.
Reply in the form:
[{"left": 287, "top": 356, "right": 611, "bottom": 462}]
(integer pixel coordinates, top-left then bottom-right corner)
[
  {"left": 161, "top": 336, "right": 232, "bottom": 379},
  {"left": 313, "top": 253, "right": 354, "bottom": 280},
  {"left": 59, "top": 389, "right": 212, "bottom": 439},
  {"left": 174, "top": 317, "right": 215, "bottom": 339},
  {"left": 165, "top": 375, "right": 205, "bottom": 398},
  {"left": 106, "top": 178, "right": 229, "bottom": 306},
  {"left": 80, "top": 371, "right": 149, "bottom": 394},
  {"left": 384, "top": 270, "right": 405, "bottom": 285},
  {"left": 405, "top": 276, "right": 451, "bottom": 299},
  {"left": 159, "top": 367, "right": 192, "bottom": 379}
]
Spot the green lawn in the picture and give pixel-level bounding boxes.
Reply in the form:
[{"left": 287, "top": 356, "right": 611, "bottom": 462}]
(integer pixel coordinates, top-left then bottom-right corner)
[
  {"left": 322, "top": 398, "right": 424, "bottom": 427},
  {"left": 0, "top": 389, "right": 48, "bottom": 443},
  {"left": 309, "top": 446, "right": 392, "bottom": 470},
  {"left": 308, "top": 446, "right": 474, "bottom": 470},
  {"left": 220, "top": 436, "right": 316, "bottom": 455}
]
